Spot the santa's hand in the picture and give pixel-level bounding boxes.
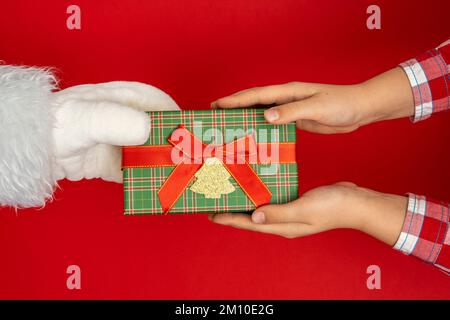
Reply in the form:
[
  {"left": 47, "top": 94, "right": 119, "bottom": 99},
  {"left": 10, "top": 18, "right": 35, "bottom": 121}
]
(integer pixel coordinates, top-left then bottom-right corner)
[{"left": 51, "top": 81, "right": 179, "bottom": 182}]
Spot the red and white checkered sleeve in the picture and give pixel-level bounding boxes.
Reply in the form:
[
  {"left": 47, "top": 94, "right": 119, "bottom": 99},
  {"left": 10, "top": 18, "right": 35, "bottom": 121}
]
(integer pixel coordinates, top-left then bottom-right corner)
[
  {"left": 399, "top": 39, "right": 450, "bottom": 122},
  {"left": 394, "top": 194, "right": 450, "bottom": 274}
]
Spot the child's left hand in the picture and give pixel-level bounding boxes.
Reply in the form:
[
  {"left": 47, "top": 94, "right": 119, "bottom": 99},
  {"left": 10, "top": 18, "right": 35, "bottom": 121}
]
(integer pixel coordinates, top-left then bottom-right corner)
[{"left": 209, "top": 182, "right": 407, "bottom": 245}]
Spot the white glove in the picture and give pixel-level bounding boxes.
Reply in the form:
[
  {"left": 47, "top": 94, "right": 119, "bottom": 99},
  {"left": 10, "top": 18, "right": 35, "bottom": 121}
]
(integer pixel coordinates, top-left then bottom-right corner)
[{"left": 51, "top": 81, "right": 179, "bottom": 183}]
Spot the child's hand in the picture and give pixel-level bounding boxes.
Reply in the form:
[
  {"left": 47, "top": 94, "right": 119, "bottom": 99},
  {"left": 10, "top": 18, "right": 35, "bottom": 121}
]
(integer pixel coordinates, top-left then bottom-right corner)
[
  {"left": 209, "top": 182, "right": 407, "bottom": 246},
  {"left": 211, "top": 68, "right": 412, "bottom": 243},
  {"left": 212, "top": 68, "right": 414, "bottom": 134}
]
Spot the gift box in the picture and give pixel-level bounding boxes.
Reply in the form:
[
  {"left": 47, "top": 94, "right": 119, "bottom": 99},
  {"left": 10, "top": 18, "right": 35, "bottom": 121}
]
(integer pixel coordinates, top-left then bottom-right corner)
[{"left": 122, "top": 109, "right": 298, "bottom": 214}]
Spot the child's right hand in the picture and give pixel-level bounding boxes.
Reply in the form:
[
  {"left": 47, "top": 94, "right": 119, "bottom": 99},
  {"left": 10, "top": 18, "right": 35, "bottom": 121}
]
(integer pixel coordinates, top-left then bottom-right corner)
[{"left": 212, "top": 67, "right": 414, "bottom": 134}]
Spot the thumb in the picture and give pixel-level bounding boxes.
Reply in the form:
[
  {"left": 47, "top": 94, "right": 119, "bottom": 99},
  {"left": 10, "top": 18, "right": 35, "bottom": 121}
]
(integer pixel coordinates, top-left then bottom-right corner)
[
  {"left": 80, "top": 100, "right": 150, "bottom": 146},
  {"left": 264, "top": 95, "right": 322, "bottom": 124},
  {"left": 251, "top": 198, "right": 305, "bottom": 224},
  {"left": 58, "top": 81, "right": 180, "bottom": 112}
]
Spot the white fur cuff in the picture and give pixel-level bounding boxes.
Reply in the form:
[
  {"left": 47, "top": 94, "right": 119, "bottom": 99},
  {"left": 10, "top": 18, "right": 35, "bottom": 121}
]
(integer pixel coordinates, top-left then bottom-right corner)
[{"left": 0, "top": 65, "right": 57, "bottom": 208}]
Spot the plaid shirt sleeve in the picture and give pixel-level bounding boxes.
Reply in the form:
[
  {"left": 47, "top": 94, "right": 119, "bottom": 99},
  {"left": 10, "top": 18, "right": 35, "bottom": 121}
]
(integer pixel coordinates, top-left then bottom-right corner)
[
  {"left": 394, "top": 194, "right": 450, "bottom": 274},
  {"left": 399, "top": 39, "right": 450, "bottom": 122}
]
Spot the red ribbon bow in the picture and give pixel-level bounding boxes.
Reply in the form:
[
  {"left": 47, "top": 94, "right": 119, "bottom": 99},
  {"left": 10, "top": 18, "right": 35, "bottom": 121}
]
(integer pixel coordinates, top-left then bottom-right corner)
[{"left": 157, "top": 125, "right": 272, "bottom": 213}]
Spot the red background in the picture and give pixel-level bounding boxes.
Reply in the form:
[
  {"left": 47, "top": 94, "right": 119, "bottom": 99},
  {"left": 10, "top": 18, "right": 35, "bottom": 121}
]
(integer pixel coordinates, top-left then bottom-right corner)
[{"left": 0, "top": 0, "right": 449, "bottom": 299}]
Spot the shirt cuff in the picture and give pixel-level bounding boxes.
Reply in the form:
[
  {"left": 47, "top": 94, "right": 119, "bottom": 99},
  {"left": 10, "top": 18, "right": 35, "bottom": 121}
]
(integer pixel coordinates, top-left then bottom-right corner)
[
  {"left": 399, "top": 43, "right": 449, "bottom": 123},
  {"left": 393, "top": 194, "right": 450, "bottom": 274}
]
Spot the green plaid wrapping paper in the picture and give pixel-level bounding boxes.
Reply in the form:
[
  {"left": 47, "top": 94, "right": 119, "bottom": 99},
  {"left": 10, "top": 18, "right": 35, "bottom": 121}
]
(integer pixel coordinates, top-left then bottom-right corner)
[{"left": 123, "top": 109, "right": 298, "bottom": 214}]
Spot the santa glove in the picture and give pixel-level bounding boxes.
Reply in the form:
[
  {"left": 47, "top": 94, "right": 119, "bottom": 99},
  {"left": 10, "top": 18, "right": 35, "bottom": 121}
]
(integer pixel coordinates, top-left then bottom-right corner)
[
  {"left": 0, "top": 65, "right": 179, "bottom": 208},
  {"left": 51, "top": 81, "right": 179, "bottom": 183}
]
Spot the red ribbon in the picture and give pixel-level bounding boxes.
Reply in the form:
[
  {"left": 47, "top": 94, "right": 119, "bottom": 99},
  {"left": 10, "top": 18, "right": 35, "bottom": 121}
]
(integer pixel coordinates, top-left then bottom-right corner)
[{"left": 123, "top": 125, "right": 296, "bottom": 214}]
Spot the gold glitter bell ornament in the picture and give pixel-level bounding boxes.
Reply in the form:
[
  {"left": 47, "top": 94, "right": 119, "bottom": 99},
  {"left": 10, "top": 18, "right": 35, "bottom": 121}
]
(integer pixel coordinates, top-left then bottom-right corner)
[{"left": 190, "top": 157, "right": 236, "bottom": 198}]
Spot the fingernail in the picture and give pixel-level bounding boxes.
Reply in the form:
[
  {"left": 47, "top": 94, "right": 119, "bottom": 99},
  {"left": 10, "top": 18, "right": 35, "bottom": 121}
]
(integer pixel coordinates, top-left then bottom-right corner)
[
  {"left": 211, "top": 101, "right": 217, "bottom": 109},
  {"left": 264, "top": 109, "right": 279, "bottom": 122},
  {"left": 252, "top": 211, "right": 265, "bottom": 224}
]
